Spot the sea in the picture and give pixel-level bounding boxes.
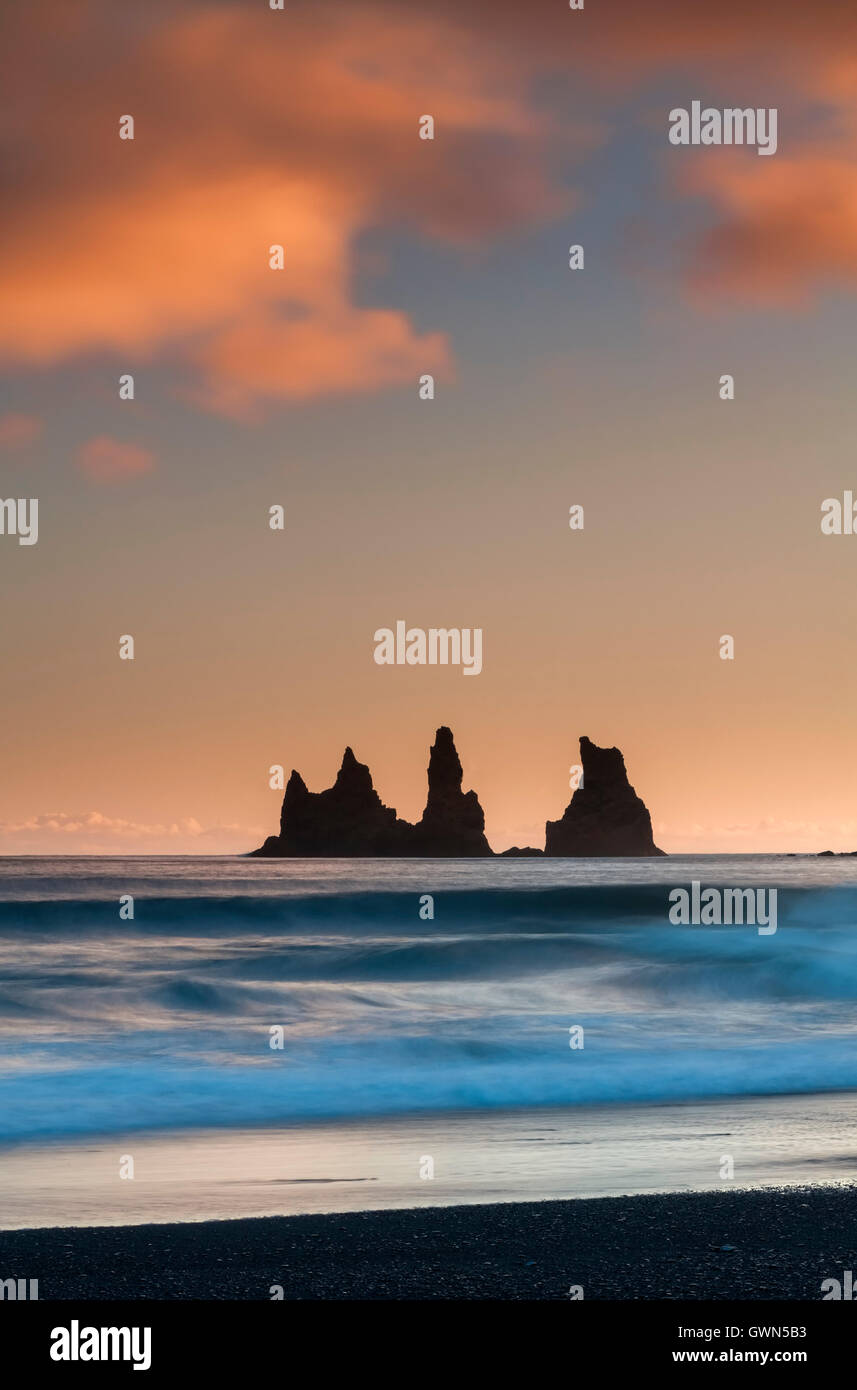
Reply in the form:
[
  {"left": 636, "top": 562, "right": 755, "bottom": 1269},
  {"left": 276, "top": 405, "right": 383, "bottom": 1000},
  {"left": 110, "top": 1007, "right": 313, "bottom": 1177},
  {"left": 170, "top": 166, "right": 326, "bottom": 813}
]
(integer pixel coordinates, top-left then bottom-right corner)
[{"left": 1, "top": 853, "right": 857, "bottom": 1229}]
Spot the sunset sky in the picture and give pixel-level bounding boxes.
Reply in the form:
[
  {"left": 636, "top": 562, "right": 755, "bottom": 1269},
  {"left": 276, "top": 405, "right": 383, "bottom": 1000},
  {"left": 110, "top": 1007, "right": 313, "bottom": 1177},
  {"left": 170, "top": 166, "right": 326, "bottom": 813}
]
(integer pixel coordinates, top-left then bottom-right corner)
[{"left": 3, "top": 0, "right": 857, "bottom": 854}]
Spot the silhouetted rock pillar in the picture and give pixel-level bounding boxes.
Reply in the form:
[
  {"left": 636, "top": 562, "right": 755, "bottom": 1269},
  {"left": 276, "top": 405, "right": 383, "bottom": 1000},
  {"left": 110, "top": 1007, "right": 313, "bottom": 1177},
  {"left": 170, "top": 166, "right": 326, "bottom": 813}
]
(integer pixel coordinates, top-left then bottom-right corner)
[
  {"left": 545, "top": 736, "right": 664, "bottom": 856},
  {"left": 411, "top": 726, "right": 493, "bottom": 856}
]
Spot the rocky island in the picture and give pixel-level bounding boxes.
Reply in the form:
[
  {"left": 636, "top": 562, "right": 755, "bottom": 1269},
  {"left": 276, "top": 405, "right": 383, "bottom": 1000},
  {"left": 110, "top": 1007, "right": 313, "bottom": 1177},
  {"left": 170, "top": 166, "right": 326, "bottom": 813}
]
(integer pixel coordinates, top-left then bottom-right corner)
[
  {"left": 251, "top": 729, "right": 663, "bottom": 857},
  {"left": 251, "top": 726, "right": 491, "bottom": 857},
  {"left": 545, "top": 736, "right": 664, "bottom": 856}
]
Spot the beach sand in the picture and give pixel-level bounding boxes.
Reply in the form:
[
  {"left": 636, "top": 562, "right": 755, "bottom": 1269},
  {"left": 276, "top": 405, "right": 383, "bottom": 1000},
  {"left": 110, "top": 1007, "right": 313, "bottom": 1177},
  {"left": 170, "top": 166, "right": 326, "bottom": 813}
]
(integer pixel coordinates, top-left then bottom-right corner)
[{"left": 2, "top": 1185, "right": 855, "bottom": 1300}]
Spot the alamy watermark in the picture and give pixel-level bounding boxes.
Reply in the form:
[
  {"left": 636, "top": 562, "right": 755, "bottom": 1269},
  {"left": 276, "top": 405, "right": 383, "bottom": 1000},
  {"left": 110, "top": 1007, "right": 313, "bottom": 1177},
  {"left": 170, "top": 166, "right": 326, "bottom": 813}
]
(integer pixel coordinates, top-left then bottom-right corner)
[
  {"left": 0, "top": 498, "right": 38, "bottom": 545},
  {"left": 374, "top": 622, "right": 482, "bottom": 676},
  {"left": 668, "top": 881, "right": 777, "bottom": 935},
  {"left": 821, "top": 492, "right": 857, "bottom": 534},
  {"left": 50, "top": 1321, "right": 151, "bottom": 1371},
  {"left": 0, "top": 1277, "right": 38, "bottom": 1300},
  {"left": 822, "top": 1270, "right": 857, "bottom": 1299},
  {"left": 669, "top": 102, "right": 777, "bottom": 156}
]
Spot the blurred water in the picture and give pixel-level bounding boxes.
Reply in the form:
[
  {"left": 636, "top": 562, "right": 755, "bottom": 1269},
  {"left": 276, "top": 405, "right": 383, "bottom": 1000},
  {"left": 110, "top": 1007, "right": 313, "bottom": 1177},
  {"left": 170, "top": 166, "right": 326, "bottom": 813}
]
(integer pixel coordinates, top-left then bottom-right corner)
[
  {"left": 1, "top": 854, "right": 856, "bottom": 1225},
  {"left": 3, "top": 1093, "right": 857, "bottom": 1230}
]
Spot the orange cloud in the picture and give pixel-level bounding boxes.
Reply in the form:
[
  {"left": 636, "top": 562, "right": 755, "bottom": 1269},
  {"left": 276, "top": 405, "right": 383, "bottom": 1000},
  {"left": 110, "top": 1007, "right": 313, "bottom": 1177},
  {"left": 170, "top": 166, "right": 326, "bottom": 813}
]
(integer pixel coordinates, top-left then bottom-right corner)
[
  {"left": 0, "top": 413, "right": 42, "bottom": 447},
  {"left": 442, "top": 0, "right": 857, "bottom": 73},
  {"left": 679, "top": 154, "right": 857, "bottom": 304},
  {"left": 0, "top": 1, "right": 572, "bottom": 414},
  {"left": 4, "top": 0, "right": 857, "bottom": 391},
  {"left": 77, "top": 436, "right": 155, "bottom": 482},
  {"left": 442, "top": 0, "right": 857, "bottom": 306},
  {"left": 191, "top": 305, "right": 450, "bottom": 417},
  {"left": 0, "top": 810, "right": 262, "bottom": 855}
]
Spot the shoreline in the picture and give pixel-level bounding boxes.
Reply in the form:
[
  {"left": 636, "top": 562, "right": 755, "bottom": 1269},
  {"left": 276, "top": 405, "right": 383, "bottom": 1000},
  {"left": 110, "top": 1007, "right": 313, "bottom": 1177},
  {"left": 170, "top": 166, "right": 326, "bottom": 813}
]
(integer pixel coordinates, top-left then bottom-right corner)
[
  {"left": 2, "top": 1185, "right": 855, "bottom": 1300},
  {"left": 4, "top": 1091, "right": 857, "bottom": 1231}
]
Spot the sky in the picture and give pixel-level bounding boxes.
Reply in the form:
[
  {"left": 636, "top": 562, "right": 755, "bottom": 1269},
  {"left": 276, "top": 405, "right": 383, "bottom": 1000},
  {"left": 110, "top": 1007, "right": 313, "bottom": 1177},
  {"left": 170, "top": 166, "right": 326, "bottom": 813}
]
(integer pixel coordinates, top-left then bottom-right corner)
[{"left": 3, "top": 0, "right": 857, "bottom": 854}]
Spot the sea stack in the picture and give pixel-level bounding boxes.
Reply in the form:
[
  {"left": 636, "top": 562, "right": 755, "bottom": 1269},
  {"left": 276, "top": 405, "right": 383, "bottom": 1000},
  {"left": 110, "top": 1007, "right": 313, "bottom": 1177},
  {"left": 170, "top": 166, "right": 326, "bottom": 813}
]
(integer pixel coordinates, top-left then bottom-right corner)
[
  {"left": 252, "top": 746, "right": 410, "bottom": 856},
  {"left": 251, "top": 727, "right": 491, "bottom": 857},
  {"left": 410, "top": 726, "right": 493, "bottom": 857},
  {"left": 545, "top": 736, "right": 664, "bottom": 856}
]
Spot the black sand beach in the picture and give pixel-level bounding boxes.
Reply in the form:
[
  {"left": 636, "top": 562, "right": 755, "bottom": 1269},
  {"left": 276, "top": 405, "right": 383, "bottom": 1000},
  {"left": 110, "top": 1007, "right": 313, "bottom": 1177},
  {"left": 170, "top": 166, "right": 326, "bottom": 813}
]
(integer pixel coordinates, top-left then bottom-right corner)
[{"left": 3, "top": 1186, "right": 855, "bottom": 1300}]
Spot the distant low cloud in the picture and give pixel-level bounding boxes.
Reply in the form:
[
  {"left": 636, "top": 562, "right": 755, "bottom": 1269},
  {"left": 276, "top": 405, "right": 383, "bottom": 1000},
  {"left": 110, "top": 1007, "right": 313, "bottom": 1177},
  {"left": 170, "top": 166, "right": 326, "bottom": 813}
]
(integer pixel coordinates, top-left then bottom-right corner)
[
  {"left": 657, "top": 817, "right": 857, "bottom": 853},
  {"left": 0, "top": 810, "right": 263, "bottom": 855}
]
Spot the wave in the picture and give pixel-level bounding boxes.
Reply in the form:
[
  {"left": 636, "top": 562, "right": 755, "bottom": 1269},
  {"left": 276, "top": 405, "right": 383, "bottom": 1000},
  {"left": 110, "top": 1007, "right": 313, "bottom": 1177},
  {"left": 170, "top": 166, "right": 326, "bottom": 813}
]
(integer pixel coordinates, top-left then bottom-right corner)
[
  {"left": 0, "top": 881, "right": 851, "bottom": 929},
  {"left": 2, "top": 878, "right": 857, "bottom": 1142},
  {"left": 3, "top": 1031, "right": 857, "bottom": 1143},
  {"left": 2, "top": 888, "right": 857, "bottom": 998}
]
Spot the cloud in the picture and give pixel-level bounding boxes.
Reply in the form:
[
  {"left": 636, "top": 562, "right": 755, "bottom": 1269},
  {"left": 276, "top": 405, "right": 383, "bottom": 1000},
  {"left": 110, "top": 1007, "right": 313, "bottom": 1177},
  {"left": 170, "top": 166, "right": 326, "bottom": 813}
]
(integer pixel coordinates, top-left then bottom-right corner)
[
  {"left": 440, "top": 0, "right": 857, "bottom": 307},
  {"left": 678, "top": 154, "right": 857, "bottom": 305},
  {"left": 190, "top": 303, "right": 450, "bottom": 417},
  {"left": 0, "top": 1, "right": 572, "bottom": 414},
  {"left": 76, "top": 436, "right": 155, "bottom": 481},
  {"left": 657, "top": 815, "right": 857, "bottom": 853},
  {"left": 0, "top": 413, "right": 42, "bottom": 448},
  {"left": 4, "top": 0, "right": 857, "bottom": 400},
  {"left": 0, "top": 810, "right": 262, "bottom": 855},
  {"left": 439, "top": 0, "right": 857, "bottom": 73}
]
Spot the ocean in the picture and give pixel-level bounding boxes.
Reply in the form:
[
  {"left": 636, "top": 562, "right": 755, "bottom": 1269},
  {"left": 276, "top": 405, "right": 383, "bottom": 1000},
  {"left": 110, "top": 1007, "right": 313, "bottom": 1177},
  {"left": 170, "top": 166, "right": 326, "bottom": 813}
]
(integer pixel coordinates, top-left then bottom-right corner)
[{"left": 1, "top": 854, "right": 857, "bottom": 1228}]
